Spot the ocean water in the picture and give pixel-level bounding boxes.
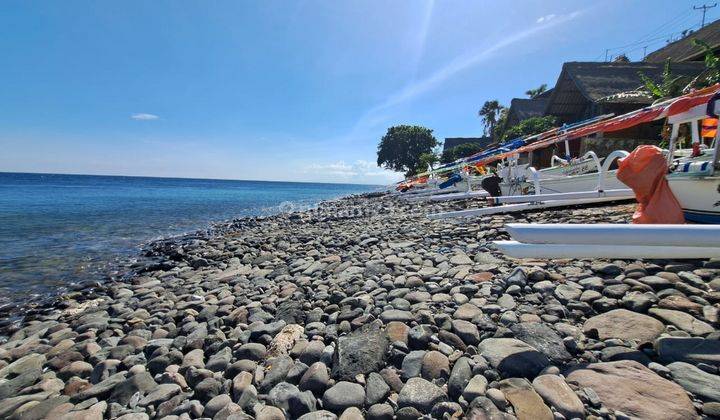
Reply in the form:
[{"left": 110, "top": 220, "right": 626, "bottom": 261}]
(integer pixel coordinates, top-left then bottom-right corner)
[{"left": 0, "top": 172, "right": 379, "bottom": 307}]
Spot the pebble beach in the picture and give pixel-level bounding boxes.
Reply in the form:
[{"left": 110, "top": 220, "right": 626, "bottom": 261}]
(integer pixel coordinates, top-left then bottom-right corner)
[{"left": 1, "top": 192, "right": 719, "bottom": 420}]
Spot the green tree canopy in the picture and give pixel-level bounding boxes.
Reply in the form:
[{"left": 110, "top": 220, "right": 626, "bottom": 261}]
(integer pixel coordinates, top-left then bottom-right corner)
[
  {"left": 440, "top": 142, "right": 485, "bottom": 164},
  {"left": 418, "top": 152, "right": 439, "bottom": 173},
  {"left": 502, "top": 115, "right": 557, "bottom": 141},
  {"left": 638, "top": 58, "right": 684, "bottom": 100},
  {"left": 687, "top": 39, "right": 720, "bottom": 89},
  {"left": 377, "top": 125, "right": 439, "bottom": 176},
  {"left": 478, "top": 100, "right": 506, "bottom": 141},
  {"left": 525, "top": 83, "right": 548, "bottom": 98}
]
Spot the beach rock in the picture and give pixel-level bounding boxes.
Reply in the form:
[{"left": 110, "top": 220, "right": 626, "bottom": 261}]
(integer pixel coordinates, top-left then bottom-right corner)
[
  {"left": 451, "top": 319, "right": 480, "bottom": 345},
  {"left": 510, "top": 323, "right": 571, "bottom": 363},
  {"left": 204, "top": 394, "right": 232, "bottom": 418},
  {"left": 364, "top": 372, "right": 390, "bottom": 406},
  {"left": 462, "top": 375, "right": 488, "bottom": 402},
  {"left": 668, "top": 362, "right": 720, "bottom": 402},
  {"left": 583, "top": 309, "right": 665, "bottom": 343},
  {"left": 9, "top": 395, "right": 71, "bottom": 420},
  {"left": 447, "top": 356, "right": 472, "bottom": 399},
  {"left": 299, "top": 362, "right": 330, "bottom": 394},
  {"left": 109, "top": 371, "right": 158, "bottom": 405},
  {"left": 498, "top": 378, "right": 553, "bottom": 420},
  {"left": 656, "top": 337, "right": 720, "bottom": 366},
  {"left": 400, "top": 350, "right": 425, "bottom": 380},
  {"left": 70, "top": 372, "right": 127, "bottom": 402},
  {"left": 322, "top": 381, "right": 365, "bottom": 413},
  {"left": 421, "top": 350, "right": 449, "bottom": 380},
  {"left": 532, "top": 374, "right": 585, "bottom": 419},
  {"left": 478, "top": 338, "right": 549, "bottom": 378},
  {"left": 138, "top": 383, "right": 181, "bottom": 406},
  {"left": 565, "top": 360, "right": 697, "bottom": 420},
  {"left": 0, "top": 367, "right": 42, "bottom": 400},
  {"left": 259, "top": 355, "right": 293, "bottom": 392},
  {"left": 649, "top": 308, "right": 715, "bottom": 335},
  {"left": 366, "top": 404, "right": 393, "bottom": 420},
  {"left": 397, "top": 377, "right": 447, "bottom": 412},
  {"left": 332, "top": 321, "right": 389, "bottom": 380},
  {"left": 379, "top": 310, "right": 413, "bottom": 323},
  {"left": 0, "top": 354, "right": 45, "bottom": 379}
]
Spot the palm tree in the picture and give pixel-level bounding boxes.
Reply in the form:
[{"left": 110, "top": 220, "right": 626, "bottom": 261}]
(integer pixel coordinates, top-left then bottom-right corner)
[
  {"left": 478, "top": 100, "right": 505, "bottom": 140},
  {"left": 525, "top": 83, "right": 548, "bottom": 98}
]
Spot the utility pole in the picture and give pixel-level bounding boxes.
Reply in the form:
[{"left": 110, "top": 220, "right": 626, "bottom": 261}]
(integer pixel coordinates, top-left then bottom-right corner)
[
  {"left": 604, "top": 49, "right": 609, "bottom": 62},
  {"left": 642, "top": 46, "right": 648, "bottom": 60},
  {"left": 694, "top": 3, "right": 717, "bottom": 28}
]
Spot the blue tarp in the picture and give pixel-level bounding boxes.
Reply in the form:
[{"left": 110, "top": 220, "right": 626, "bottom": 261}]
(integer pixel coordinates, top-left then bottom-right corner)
[{"left": 465, "top": 138, "right": 525, "bottom": 163}]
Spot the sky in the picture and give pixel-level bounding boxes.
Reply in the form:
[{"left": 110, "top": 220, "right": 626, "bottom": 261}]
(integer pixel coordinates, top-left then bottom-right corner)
[{"left": 0, "top": 0, "right": 713, "bottom": 184}]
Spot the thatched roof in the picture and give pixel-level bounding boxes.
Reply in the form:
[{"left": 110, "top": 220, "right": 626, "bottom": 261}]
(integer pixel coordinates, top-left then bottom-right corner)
[
  {"left": 544, "top": 61, "right": 705, "bottom": 121},
  {"left": 645, "top": 19, "right": 720, "bottom": 63},
  {"left": 507, "top": 97, "right": 549, "bottom": 123},
  {"left": 443, "top": 137, "right": 492, "bottom": 152}
]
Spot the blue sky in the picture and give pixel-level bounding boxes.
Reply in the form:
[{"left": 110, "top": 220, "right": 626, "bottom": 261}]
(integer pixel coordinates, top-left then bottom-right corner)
[{"left": 0, "top": 0, "right": 710, "bottom": 184}]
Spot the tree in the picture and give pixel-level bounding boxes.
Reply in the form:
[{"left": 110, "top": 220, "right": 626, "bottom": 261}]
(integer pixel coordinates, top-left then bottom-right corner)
[
  {"left": 525, "top": 83, "right": 548, "bottom": 98},
  {"left": 638, "top": 58, "right": 684, "bottom": 100},
  {"left": 377, "top": 125, "right": 439, "bottom": 176},
  {"left": 502, "top": 115, "right": 557, "bottom": 141},
  {"left": 494, "top": 107, "right": 509, "bottom": 141},
  {"left": 418, "top": 152, "right": 439, "bottom": 172},
  {"left": 686, "top": 39, "right": 720, "bottom": 89},
  {"left": 478, "top": 100, "right": 506, "bottom": 141},
  {"left": 440, "top": 143, "right": 485, "bottom": 164}
]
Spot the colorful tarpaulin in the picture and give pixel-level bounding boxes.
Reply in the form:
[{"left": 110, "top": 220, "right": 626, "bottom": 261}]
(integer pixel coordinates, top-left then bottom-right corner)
[{"left": 473, "top": 84, "right": 720, "bottom": 167}]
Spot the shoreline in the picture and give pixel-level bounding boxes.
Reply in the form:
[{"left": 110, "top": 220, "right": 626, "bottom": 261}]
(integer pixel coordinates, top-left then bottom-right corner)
[
  {"left": 1, "top": 193, "right": 718, "bottom": 419},
  {"left": 0, "top": 187, "right": 381, "bottom": 320}
]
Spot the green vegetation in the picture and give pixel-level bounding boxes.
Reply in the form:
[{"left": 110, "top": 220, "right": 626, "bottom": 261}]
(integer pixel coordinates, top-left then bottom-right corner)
[
  {"left": 525, "top": 83, "right": 548, "bottom": 98},
  {"left": 440, "top": 142, "right": 485, "bottom": 164},
  {"left": 418, "top": 152, "right": 440, "bottom": 173},
  {"left": 477, "top": 100, "right": 506, "bottom": 141},
  {"left": 376, "top": 125, "right": 439, "bottom": 176},
  {"left": 638, "top": 58, "right": 684, "bottom": 100},
  {"left": 690, "top": 39, "right": 720, "bottom": 88},
  {"left": 502, "top": 115, "right": 557, "bottom": 141}
]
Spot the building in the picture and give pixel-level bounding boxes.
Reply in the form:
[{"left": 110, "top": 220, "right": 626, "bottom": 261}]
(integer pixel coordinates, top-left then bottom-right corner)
[
  {"left": 528, "top": 61, "right": 705, "bottom": 166},
  {"left": 442, "top": 137, "right": 493, "bottom": 152},
  {"left": 544, "top": 61, "right": 705, "bottom": 124},
  {"left": 644, "top": 19, "right": 720, "bottom": 62},
  {"left": 504, "top": 88, "right": 553, "bottom": 128}
]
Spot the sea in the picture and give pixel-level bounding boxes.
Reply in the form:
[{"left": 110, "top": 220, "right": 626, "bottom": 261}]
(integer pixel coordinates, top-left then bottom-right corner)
[{"left": 0, "top": 172, "right": 379, "bottom": 308}]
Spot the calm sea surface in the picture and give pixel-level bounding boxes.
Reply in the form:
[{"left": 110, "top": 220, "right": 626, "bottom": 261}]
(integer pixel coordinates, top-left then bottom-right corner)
[{"left": 0, "top": 172, "right": 378, "bottom": 306}]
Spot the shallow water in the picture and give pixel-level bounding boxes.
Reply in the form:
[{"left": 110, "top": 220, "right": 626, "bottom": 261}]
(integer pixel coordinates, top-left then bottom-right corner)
[{"left": 0, "top": 172, "right": 378, "bottom": 305}]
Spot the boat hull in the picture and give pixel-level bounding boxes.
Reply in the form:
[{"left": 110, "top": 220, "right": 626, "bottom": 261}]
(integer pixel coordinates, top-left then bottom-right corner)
[
  {"left": 667, "top": 175, "right": 720, "bottom": 223},
  {"left": 501, "top": 170, "right": 628, "bottom": 196}
]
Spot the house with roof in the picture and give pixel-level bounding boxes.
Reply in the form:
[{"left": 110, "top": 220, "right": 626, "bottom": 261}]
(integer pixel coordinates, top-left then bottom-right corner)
[
  {"left": 529, "top": 61, "right": 706, "bottom": 166},
  {"left": 504, "top": 88, "right": 553, "bottom": 128},
  {"left": 645, "top": 18, "right": 720, "bottom": 63},
  {"left": 442, "top": 137, "right": 493, "bottom": 153}
]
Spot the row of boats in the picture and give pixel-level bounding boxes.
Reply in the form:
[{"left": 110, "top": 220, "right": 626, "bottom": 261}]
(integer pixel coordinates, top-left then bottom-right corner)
[
  {"left": 395, "top": 85, "right": 720, "bottom": 224},
  {"left": 392, "top": 85, "right": 720, "bottom": 259}
]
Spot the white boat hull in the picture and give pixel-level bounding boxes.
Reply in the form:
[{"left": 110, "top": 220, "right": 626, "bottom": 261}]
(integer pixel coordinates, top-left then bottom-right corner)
[
  {"left": 495, "top": 241, "right": 720, "bottom": 259},
  {"left": 505, "top": 223, "right": 720, "bottom": 247},
  {"left": 667, "top": 175, "right": 720, "bottom": 223},
  {"left": 501, "top": 170, "right": 628, "bottom": 196}
]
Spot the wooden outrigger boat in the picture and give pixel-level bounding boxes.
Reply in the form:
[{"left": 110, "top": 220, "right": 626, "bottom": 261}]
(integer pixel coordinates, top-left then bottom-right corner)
[{"left": 429, "top": 84, "right": 720, "bottom": 221}]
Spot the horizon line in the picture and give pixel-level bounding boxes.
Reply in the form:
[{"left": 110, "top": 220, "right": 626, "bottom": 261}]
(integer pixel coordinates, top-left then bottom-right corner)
[{"left": 0, "top": 170, "right": 386, "bottom": 188}]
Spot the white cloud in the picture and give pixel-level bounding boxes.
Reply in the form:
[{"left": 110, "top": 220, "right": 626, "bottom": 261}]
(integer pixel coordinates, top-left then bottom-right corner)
[
  {"left": 536, "top": 14, "right": 556, "bottom": 23},
  {"left": 350, "top": 9, "right": 583, "bottom": 135},
  {"left": 305, "top": 160, "right": 401, "bottom": 184},
  {"left": 131, "top": 113, "right": 159, "bottom": 121}
]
